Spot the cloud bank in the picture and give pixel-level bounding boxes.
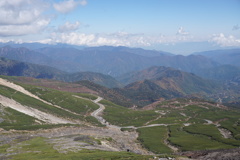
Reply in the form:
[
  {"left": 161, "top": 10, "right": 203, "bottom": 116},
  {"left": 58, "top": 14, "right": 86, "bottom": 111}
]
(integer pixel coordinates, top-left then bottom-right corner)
[
  {"left": 210, "top": 33, "right": 240, "bottom": 47},
  {"left": 45, "top": 31, "right": 194, "bottom": 47},
  {"left": 53, "top": 0, "right": 87, "bottom": 13}
]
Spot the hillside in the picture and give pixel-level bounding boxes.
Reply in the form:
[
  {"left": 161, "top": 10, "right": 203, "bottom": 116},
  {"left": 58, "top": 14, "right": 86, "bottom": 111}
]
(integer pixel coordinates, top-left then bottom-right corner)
[
  {"left": 0, "top": 57, "right": 121, "bottom": 88},
  {"left": 118, "top": 67, "right": 221, "bottom": 104},
  {"left": 0, "top": 77, "right": 239, "bottom": 160},
  {"left": 1, "top": 76, "right": 132, "bottom": 107},
  {"left": 77, "top": 80, "right": 133, "bottom": 107},
  {"left": 118, "top": 80, "right": 182, "bottom": 106},
  {"left": 0, "top": 57, "right": 66, "bottom": 79},
  {"left": 63, "top": 72, "right": 123, "bottom": 88}
]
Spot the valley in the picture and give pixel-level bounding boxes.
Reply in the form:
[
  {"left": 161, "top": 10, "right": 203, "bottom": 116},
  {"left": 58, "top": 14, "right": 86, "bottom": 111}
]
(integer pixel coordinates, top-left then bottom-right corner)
[
  {"left": 0, "top": 76, "right": 240, "bottom": 159},
  {"left": 0, "top": 0, "right": 239, "bottom": 159}
]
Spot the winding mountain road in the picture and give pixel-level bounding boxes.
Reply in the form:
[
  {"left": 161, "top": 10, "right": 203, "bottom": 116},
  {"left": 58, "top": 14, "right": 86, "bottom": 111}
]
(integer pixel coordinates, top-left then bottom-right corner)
[
  {"left": 90, "top": 97, "right": 121, "bottom": 129},
  {"left": 89, "top": 96, "right": 179, "bottom": 130}
]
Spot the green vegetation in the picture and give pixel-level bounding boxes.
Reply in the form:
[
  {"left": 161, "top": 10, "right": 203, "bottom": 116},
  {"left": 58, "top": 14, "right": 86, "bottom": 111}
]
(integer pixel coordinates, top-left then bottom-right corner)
[
  {"left": 0, "top": 107, "right": 37, "bottom": 125},
  {"left": 220, "top": 119, "right": 240, "bottom": 140},
  {"left": 149, "top": 110, "right": 185, "bottom": 124},
  {"left": 0, "top": 106, "right": 36, "bottom": 130},
  {"left": 137, "top": 126, "right": 172, "bottom": 154},
  {"left": 0, "top": 76, "right": 240, "bottom": 155},
  {"left": 85, "top": 116, "right": 105, "bottom": 127},
  {"left": 168, "top": 125, "right": 234, "bottom": 151},
  {"left": 184, "top": 124, "right": 240, "bottom": 146},
  {"left": 120, "top": 128, "right": 135, "bottom": 132},
  {"left": 4, "top": 137, "right": 151, "bottom": 160},
  {"left": 78, "top": 80, "right": 133, "bottom": 107},
  {"left": 0, "top": 105, "right": 72, "bottom": 130},
  {"left": 185, "top": 105, "right": 239, "bottom": 122},
  {"left": 0, "top": 85, "right": 81, "bottom": 120},
  {"left": 100, "top": 100, "right": 158, "bottom": 127},
  {"left": 23, "top": 85, "right": 99, "bottom": 115},
  {"left": 0, "top": 144, "right": 10, "bottom": 154},
  {"left": 73, "top": 93, "right": 98, "bottom": 100}
]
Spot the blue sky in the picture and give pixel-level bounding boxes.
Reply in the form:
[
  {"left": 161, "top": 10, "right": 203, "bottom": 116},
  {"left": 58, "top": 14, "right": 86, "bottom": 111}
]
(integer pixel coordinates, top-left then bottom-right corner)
[{"left": 0, "top": 0, "right": 239, "bottom": 54}]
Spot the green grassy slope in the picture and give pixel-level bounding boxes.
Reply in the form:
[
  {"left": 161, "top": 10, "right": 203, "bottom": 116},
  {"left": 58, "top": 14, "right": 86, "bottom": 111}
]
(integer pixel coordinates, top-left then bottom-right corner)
[{"left": 100, "top": 100, "right": 158, "bottom": 127}]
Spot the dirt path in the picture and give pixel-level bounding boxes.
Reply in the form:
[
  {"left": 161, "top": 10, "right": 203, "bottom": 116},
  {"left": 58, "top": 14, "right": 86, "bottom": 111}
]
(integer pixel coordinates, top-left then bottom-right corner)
[
  {"left": 88, "top": 96, "right": 122, "bottom": 130},
  {"left": 164, "top": 129, "right": 179, "bottom": 152},
  {"left": 89, "top": 96, "right": 181, "bottom": 130},
  {"left": 144, "top": 115, "right": 162, "bottom": 125}
]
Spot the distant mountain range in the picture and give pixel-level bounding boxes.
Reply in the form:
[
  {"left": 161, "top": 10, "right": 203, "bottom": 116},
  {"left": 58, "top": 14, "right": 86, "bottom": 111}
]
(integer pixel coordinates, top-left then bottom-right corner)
[
  {"left": 0, "top": 43, "right": 240, "bottom": 106},
  {"left": 0, "top": 45, "right": 219, "bottom": 77}
]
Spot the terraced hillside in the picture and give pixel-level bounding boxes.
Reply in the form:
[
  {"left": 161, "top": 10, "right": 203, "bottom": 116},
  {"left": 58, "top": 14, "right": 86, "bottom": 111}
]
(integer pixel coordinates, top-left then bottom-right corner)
[
  {"left": 0, "top": 77, "right": 240, "bottom": 159},
  {"left": 137, "top": 99, "right": 240, "bottom": 154}
]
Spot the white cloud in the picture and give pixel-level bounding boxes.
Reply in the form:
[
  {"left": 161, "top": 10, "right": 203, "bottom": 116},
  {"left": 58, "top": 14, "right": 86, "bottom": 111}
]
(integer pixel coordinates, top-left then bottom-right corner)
[
  {"left": 47, "top": 32, "right": 151, "bottom": 47},
  {"left": 176, "top": 27, "right": 189, "bottom": 36},
  {"left": 211, "top": 33, "right": 240, "bottom": 47},
  {"left": 57, "top": 21, "right": 80, "bottom": 32},
  {"left": 53, "top": 0, "right": 87, "bottom": 13},
  {"left": 0, "top": 0, "right": 48, "bottom": 25},
  {"left": 0, "top": 0, "right": 50, "bottom": 37},
  {"left": 44, "top": 30, "right": 198, "bottom": 47}
]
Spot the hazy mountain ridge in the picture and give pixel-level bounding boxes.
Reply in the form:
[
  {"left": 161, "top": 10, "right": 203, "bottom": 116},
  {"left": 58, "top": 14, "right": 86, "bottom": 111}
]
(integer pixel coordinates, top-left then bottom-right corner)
[
  {"left": 0, "top": 57, "right": 65, "bottom": 79},
  {"left": 0, "top": 45, "right": 220, "bottom": 77},
  {"left": 82, "top": 46, "right": 174, "bottom": 57},
  {"left": 193, "top": 48, "right": 240, "bottom": 67},
  {"left": 197, "top": 65, "right": 240, "bottom": 81},
  {"left": 0, "top": 46, "right": 54, "bottom": 65},
  {"left": 0, "top": 57, "right": 121, "bottom": 88}
]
